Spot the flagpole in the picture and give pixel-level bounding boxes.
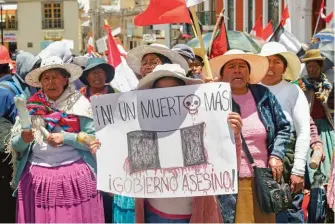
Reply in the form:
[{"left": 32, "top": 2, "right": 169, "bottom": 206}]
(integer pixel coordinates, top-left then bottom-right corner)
[
  {"left": 208, "top": 8, "right": 225, "bottom": 57},
  {"left": 313, "top": 14, "right": 321, "bottom": 36},
  {"left": 189, "top": 6, "right": 213, "bottom": 79}
]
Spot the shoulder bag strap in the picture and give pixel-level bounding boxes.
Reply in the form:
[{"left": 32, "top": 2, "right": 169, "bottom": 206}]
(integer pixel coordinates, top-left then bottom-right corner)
[{"left": 240, "top": 134, "right": 256, "bottom": 166}]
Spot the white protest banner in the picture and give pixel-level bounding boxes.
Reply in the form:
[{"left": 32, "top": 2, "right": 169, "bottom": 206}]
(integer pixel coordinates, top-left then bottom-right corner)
[{"left": 91, "top": 82, "right": 237, "bottom": 198}]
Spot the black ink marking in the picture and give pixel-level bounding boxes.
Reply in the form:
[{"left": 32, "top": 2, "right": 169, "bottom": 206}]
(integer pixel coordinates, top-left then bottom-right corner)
[
  {"left": 167, "top": 97, "right": 177, "bottom": 116},
  {"left": 159, "top": 97, "right": 168, "bottom": 117},
  {"left": 180, "top": 122, "right": 207, "bottom": 167},
  {"left": 183, "top": 94, "right": 201, "bottom": 115},
  {"left": 127, "top": 131, "right": 161, "bottom": 174},
  {"left": 100, "top": 105, "right": 114, "bottom": 125}
]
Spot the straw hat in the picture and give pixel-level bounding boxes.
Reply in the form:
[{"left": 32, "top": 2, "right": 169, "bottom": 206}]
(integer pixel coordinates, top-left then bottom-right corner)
[
  {"left": 126, "top": 44, "right": 189, "bottom": 75},
  {"left": 25, "top": 56, "right": 83, "bottom": 88},
  {"left": 259, "top": 42, "right": 301, "bottom": 81},
  {"left": 207, "top": 49, "right": 269, "bottom": 84},
  {"left": 301, "top": 49, "right": 325, "bottom": 63},
  {"left": 137, "top": 64, "right": 203, "bottom": 90}
]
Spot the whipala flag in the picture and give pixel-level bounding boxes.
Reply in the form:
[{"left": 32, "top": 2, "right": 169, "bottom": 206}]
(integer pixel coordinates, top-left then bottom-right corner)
[{"left": 269, "top": 24, "right": 305, "bottom": 58}]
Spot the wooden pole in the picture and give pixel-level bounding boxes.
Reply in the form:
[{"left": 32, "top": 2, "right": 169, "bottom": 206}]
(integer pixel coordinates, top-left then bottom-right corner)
[
  {"left": 208, "top": 8, "right": 225, "bottom": 57},
  {"left": 189, "top": 6, "right": 213, "bottom": 79},
  {"left": 313, "top": 14, "right": 321, "bottom": 37}
]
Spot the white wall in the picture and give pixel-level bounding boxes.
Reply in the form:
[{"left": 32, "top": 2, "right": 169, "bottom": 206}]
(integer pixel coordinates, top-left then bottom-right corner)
[
  {"left": 17, "top": 1, "right": 80, "bottom": 55},
  {"left": 17, "top": 1, "right": 44, "bottom": 54},
  {"left": 288, "top": 0, "right": 313, "bottom": 43}
]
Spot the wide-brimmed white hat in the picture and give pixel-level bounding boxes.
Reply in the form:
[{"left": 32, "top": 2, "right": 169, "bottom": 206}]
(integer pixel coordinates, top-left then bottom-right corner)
[
  {"left": 137, "top": 64, "right": 203, "bottom": 90},
  {"left": 25, "top": 56, "right": 83, "bottom": 88},
  {"left": 259, "top": 42, "right": 301, "bottom": 81},
  {"left": 207, "top": 49, "right": 269, "bottom": 84},
  {"left": 126, "top": 44, "right": 189, "bottom": 75}
]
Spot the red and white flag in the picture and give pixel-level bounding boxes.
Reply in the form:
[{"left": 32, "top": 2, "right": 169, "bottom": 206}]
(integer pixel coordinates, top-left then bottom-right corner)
[
  {"left": 320, "top": 0, "right": 334, "bottom": 23},
  {"left": 87, "top": 35, "right": 94, "bottom": 54},
  {"left": 280, "top": 5, "right": 291, "bottom": 32},
  {"left": 250, "top": 16, "right": 263, "bottom": 38},
  {"left": 104, "top": 25, "right": 138, "bottom": 92},
  {"left": 262, "top": 21, "right": 274, "bottom": 41}
]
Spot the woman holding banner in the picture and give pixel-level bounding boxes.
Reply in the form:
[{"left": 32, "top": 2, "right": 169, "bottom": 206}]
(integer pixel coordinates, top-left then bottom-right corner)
[
  {"left": 208, "top": 49, "right": 291, "bottom": 223},
  {"left": 89, "top": 63, "right": 243, "bottom": 223},
  {"left": 109, "top": 43, "right": 190, "bottom": 223},
  {"left": 8, "top": 56, "right": 104, "bottom": 223},
  {"left": 126, "top": 44, "right": 189, "bottom": 80}
]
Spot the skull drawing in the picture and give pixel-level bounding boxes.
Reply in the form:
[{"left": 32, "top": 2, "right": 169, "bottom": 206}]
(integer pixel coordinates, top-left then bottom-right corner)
[{"left": 183, "top": 94, "right": 201, "bottom": 115}]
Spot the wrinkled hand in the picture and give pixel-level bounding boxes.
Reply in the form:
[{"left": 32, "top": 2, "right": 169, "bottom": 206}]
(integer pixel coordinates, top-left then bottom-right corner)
[
  {"left": 268, "top": 156, "right": 284, "bottom": 182},
  {"left": 298, "top": 79, "right": 307, "bottom": 91},
  {"left": 21, "top": 129, "right": 34, "bottom": 143},
  {"left": 228, "top": 112, "right": 243, "bottom": 135},
  {"left": 290, "top": 175, "right": 304, "bottom": 193},
  {"left": 312, "top": 143, "right": 325, "bottom": 161},
  {"left": 47, "top": 133, "right": 64, "bottom": 147},
  {"left": 315, "top": 92, "right": 326, "bottom": 103},
  {"left": 89, "top": 139, "right": 101, "bottom": 155}
]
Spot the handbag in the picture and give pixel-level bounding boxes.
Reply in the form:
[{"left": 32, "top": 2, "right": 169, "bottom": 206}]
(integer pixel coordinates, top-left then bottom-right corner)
[{"left": 241, "top": 134, "right": 292, "bottom": 213}]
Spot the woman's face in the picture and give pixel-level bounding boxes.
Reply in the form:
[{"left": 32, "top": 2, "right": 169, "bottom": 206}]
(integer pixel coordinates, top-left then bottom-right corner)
[
  {"left": 191, "top": 57, "right": 203, "bottom": 75},
  {"left": 87, "top": 67, "right": 107, "bottom": 89},
  {"left": 153, "top": 77, "right": 184, "bottom": 89},
  {"left": 306, "top": 61, "right": 321, "bottom": 79},
  {"left": 41, "top": 70, "right": 68, "bottom": 101},
  {"left": 262, "top": 55, "right": 285, "bottom": 85},
  {"left": 140, "top": 54, "right": 163, "bottom": 78},
  {"left": 220, "top": 59, "right": 250, "bottom": 91}
]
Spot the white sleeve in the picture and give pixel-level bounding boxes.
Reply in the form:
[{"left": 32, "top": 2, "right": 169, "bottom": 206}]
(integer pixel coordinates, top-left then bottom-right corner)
[{"left": 291, "top": 86, "right": 311, "bottom": 176}]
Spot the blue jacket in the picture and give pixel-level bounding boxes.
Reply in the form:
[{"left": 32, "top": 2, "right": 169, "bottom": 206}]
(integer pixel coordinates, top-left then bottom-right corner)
[
  {"left": 232, "top": 84, "right": 291, "bottom": 160},
  {"left": 0, "top": 75, "right": 21, "bottom": 124},
  {"left": 11, "top": 116, "right": 97, "bottom": 196}
]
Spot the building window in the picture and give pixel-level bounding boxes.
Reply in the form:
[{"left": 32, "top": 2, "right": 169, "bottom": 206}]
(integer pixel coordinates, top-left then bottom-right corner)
[
  {"left": 42, "top": 3, "right": 63, "bottom": 29},
  {"left": 248, "top": 0, "right": 253, "bottom": 32},
  {"left": 1, "top": 9, "right": 18, "bottom": 30},
  {"left": 268, "top": 0, "right": 280, "bottom": 31},
  {"left": 227, "top": 0, "right": 235, "bottom": 30}
]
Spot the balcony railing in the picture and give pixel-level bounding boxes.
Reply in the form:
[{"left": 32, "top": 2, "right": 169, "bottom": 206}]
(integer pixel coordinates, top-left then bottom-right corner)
[
  {"left": 42, "top": 19, "right": 64, "bottom": 29},
  {"left": 196, "top": 11, "right": 216, "bottom": 26}
]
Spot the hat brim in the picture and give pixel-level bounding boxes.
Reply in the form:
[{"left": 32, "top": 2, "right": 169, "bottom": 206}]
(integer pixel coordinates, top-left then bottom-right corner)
[
  {"left": 205, "top": 54, "right": 269, "bottom": 84},
  {"left": 80, "top": 63, "right": 115, "bottom": 86},
  {"left": 301, "top": 57, "right": 326, "bottom": 63},
  {"left": 126, "top": 45, "right": 189, "bottom": 75},
  {"left": 260, "top": 51, "right": 301, "bottom": 81},
  {"left": 25, "top": 64, "right": 83, "bottom": 88},
  {"left": 137, "top": 70, "right": 203, "bottom": 90}
]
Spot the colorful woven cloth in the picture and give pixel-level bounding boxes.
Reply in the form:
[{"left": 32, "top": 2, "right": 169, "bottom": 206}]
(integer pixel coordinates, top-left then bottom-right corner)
[{"left": 27, "top": 91, "right": 80, "bottom": 133}]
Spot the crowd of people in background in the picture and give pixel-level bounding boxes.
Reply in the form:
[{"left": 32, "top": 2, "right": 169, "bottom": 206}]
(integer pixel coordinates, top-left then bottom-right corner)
[{"left": 0, "top": 37, "right": 334, "bottom": 223}]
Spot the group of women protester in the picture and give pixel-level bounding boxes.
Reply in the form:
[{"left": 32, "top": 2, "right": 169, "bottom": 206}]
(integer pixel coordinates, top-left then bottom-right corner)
[{"left": 4, "top": 40, "right": 334, "bottom": 223}]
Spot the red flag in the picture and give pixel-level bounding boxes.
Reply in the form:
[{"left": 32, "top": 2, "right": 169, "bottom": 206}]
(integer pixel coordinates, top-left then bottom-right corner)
[
  {"left": 325, "top": 11, "right": 334, "bottom": 23},
  {"left": 104, "top": 25, "right": 122, "bottom": 67},
  {"left": 262, "top": 21, "right": 274, "bottom": 40},
  {"left": 87, "top": 35, "right": 94, "bottom": 54},
  {"left": 319, "top": 0, "right": 325, "bottom": 16},
  {"left": 280, "top": 5, "right": 291, "bottom": 32},
  {"left": 210, "top": 16, "right": 229, "bottom": 59},
  {"left": 134, "top": 0, "right": 191, "bottom": 26},
  {"left": 250, "top": 16, "right": 263, "bottom": 38}
]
